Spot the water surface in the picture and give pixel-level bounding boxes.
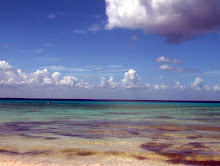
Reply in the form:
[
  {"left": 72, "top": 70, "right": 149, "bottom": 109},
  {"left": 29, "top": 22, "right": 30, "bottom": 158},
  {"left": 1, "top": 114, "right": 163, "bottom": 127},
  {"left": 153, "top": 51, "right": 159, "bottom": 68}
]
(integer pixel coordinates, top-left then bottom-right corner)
[{"left": 0, "top": 99, "right": 219, "bottom": 165}]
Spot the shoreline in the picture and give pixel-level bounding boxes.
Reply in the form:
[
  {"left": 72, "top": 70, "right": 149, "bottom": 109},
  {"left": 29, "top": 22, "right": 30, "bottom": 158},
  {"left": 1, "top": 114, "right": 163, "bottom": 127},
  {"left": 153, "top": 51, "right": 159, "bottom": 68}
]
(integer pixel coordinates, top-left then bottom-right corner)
[
  {"left": 0, "top": 154, "right": 187, "bottom": 166},
  {"left": 0, "top": 145, "right": 219, "bottom": 166}
]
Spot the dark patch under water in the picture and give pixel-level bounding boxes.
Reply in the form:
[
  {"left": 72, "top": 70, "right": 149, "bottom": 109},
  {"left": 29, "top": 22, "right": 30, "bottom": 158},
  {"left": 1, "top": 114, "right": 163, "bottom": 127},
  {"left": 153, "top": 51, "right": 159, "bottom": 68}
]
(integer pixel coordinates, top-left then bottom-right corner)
[
  {"left": 140, "top": 141, "right": 220, "bottom": 165},
  {"left": 0, "top": 119, "right": 220, "bottom": 141},
  {"left": 168, "top": 160, "right": 220, "bottom": 166},
  {"left": 105, "top": 112, "right": 140, "bottom": 115},
  {"left": 19, "top": 134, "right": 57, "bottom": 140},
  {"left": 186, "top": 135, "right": 203, "bottom": 140}
]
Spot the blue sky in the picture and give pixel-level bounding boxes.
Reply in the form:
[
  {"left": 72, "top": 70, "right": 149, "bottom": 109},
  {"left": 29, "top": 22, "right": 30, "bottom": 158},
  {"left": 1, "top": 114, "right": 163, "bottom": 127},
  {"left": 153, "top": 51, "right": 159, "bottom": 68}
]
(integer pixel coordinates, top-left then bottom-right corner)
[{"left": 1, "top": 0, "right": 220, "bottom": 100}]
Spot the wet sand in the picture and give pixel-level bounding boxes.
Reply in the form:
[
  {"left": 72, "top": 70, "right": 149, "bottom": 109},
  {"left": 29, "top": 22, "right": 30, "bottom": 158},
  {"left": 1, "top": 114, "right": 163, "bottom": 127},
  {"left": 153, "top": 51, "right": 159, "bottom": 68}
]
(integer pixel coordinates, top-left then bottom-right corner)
[
  {"left": 0, "top": 132, "right": 219, "bottom": 166},
  {"left": 0, "top": 150, "right": 188, "bottom": 166}
]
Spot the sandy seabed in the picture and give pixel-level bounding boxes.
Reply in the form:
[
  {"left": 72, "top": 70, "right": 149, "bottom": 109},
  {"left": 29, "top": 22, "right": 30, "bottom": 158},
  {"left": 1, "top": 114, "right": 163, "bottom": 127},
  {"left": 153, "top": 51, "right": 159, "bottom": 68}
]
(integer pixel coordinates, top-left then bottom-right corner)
[
  {"left": 0, "top": 154, "right": 187, "bottom": 166},
  {"left": 0, "top": 101, "right": 220, "bottom": 166}
]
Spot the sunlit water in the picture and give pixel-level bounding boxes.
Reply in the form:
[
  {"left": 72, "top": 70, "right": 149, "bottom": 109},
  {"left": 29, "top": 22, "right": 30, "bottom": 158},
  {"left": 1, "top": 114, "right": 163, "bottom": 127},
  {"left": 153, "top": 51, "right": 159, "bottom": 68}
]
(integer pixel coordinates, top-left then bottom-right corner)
[{"left": 0, "top": 99, "right": 220, "bottom": 165}]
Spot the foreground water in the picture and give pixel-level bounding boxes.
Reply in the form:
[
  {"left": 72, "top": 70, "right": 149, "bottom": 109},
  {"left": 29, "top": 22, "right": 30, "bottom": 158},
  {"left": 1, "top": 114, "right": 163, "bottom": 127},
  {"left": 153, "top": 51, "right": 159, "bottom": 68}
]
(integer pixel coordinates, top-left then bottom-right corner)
[{"left": 0, "top": 99, "right": 219, "bottom": 166}]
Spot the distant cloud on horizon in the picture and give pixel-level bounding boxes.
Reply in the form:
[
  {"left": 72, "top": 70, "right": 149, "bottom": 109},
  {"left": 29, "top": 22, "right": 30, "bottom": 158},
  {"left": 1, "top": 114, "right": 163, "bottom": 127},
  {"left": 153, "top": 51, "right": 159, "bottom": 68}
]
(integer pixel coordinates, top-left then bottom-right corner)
[{"left": 0, "top": 61, "right": 220, "bottom": 99}]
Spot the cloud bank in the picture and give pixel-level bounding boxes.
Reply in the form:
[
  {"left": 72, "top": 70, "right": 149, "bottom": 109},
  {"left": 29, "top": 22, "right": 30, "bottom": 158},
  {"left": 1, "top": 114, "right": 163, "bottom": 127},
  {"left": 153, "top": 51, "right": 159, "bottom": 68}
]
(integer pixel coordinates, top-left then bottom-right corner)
[
  {"left": 0, "top": 60, "right": 220, "bottom": 100},
  {"left": 0, "top": 61, "right": 89, "bottom": 88},
  {"left": 105, "top": 0, "right": 220, "bottom": 43}
]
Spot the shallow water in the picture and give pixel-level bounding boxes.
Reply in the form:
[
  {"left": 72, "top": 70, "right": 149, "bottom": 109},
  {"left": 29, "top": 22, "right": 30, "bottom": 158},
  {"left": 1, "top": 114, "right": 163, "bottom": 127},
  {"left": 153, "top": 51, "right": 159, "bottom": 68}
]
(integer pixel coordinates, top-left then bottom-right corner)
[{"left": 0, "top": 99, "right": 220, "bottom": 165}]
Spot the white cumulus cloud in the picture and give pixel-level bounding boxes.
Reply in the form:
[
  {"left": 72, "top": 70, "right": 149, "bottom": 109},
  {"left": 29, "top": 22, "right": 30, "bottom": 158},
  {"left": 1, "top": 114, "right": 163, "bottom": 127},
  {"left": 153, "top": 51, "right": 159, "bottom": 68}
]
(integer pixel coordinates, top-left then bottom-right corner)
[
  {"left": 152, "top": 83, "right": 168, "bottom": 90},
  {"left": 174, "top": 81, "right": 185, "bottom": 89},
  {"left": 191, "top": 77, "right": 204, "bottom": 90},
  {"left": 105, "top": 0, "right": 220, "bottom": 43},
  {"left": 213, "top": 85, "right": 220, "bottom": 92},
  {"left": 100, "top": 76, "right": 118, "bottom": 89},
  {"left": 0, "top": 60, "right": 12, "bottom": 70},
  {"left": 191, "top": 77, "right": 210, "bottom": 91},
  {"left": 0, "top": 61, "right": 89, "bottom": 88},
  {"left": 121, "top": 69, "right": 143, "bottom": 88}
]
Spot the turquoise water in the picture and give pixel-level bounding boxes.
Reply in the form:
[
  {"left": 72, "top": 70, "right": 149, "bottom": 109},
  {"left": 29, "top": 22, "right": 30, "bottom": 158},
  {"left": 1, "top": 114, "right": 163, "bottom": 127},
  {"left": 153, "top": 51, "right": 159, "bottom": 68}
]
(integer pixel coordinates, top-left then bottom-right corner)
[
  {"left": 0, "top": 99, "right": 220, "bottom": 165},
  {"left": 1, "top": 100, "right": 220, "bottom": 123}
]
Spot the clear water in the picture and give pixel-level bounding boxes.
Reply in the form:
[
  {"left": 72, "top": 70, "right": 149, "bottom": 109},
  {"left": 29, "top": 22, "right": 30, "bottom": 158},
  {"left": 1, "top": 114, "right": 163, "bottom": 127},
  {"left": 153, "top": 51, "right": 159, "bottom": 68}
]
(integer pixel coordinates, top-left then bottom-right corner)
[{"left": 0, "top": 99, "right": 220, "bottom": 165}]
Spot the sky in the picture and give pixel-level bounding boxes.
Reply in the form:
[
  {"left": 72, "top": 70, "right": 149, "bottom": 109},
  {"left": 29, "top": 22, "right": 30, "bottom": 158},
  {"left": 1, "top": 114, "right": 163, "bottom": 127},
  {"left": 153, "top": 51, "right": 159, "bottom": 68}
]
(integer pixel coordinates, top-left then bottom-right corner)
[{"left": 1, "top": 0, "right": 220, "bottom": 100}]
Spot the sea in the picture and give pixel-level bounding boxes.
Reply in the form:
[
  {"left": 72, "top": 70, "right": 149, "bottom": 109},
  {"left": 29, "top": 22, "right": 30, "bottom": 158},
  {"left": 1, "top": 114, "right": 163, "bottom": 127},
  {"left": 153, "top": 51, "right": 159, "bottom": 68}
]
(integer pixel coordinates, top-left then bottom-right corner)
[{"left": 0, "top": 99, "right": 219, "bottom": 166}]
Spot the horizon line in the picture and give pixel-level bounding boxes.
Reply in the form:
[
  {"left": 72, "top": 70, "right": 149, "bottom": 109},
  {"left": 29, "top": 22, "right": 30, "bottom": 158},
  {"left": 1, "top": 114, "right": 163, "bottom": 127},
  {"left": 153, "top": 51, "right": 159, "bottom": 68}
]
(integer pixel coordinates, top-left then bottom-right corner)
[{"left": 0, "top": 98, "right": 220, "bottom": 103}]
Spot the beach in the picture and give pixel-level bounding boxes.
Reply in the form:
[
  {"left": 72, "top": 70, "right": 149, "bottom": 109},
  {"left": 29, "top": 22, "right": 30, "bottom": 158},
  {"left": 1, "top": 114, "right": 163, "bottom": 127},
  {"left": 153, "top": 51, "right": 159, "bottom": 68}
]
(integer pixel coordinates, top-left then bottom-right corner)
[{"left": 0, "top": 99, "right": 219, "bottom": 165}]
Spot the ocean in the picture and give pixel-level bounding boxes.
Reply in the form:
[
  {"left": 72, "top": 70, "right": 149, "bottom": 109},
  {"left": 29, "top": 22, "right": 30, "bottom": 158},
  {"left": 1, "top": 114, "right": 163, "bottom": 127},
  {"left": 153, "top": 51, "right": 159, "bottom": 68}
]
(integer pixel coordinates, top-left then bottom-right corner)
[{"left": 0, "top": 99, "right": 219, "bottom": 166}]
